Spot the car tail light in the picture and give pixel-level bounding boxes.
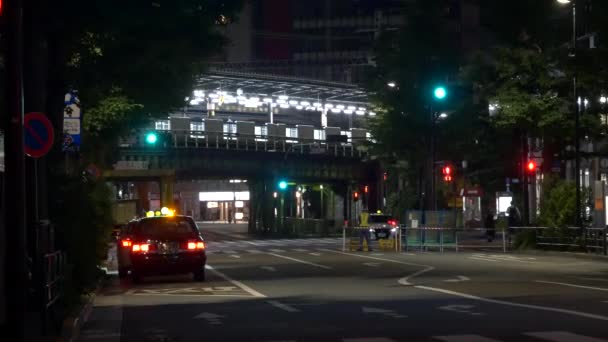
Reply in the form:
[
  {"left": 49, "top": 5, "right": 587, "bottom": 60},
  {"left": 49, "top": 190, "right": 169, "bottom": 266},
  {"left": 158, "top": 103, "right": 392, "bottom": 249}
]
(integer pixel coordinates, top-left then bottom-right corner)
[
  {"left": 187, "top": 241, "right": 205, "bottom": 250},
  {"left": 388, "top": 220, "right": 397, "bottom": 226},
  {"left": 121, "top": 240, "right": 132, "bottom": 248},
  {"left": 132, "top": 244, "right": 150, "bottom": 253}
]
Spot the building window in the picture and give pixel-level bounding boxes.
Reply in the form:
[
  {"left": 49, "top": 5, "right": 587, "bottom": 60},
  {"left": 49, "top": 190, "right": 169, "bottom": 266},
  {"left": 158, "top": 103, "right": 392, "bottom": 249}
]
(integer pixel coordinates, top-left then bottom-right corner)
[
  {"left": 190, "top": 121, "right": 204, "bottom": 131},
  {"left": 223, "top": 123, "right": 237, "bottom": 134},
  {"left": 155, "top": 120, "right": 170, "bottom": 130},
  {"left": 314, "top": 129, "right": 326, "bottom": 141},
  {"left": 286, "top": 128, "right": 298, "bottom": 138},
  {"left": 255, "top": 126, "right": 268, "bottom": 136}
]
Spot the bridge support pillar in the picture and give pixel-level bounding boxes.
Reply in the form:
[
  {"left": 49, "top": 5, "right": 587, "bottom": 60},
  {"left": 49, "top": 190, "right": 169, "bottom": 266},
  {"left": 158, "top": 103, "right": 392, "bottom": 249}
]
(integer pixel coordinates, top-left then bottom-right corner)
[
  {"left": 136, "top": 182, "right": 150, "bottom": 212},
  {"left": 160, "top": 176, "right": 175, "bottom": 209}
]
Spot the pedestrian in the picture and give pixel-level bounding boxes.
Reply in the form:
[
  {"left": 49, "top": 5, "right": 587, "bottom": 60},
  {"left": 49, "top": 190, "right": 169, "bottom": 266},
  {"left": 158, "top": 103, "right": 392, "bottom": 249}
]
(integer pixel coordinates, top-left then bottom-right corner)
[
  {"left": 485, "top": 209, "right": 496, "bottom": 242},
  {"left": 358, "top": 209, "right": 372, "bottom": 252},
  {"left": 507, "top": 201, "right": 521, "bottom": 244}
]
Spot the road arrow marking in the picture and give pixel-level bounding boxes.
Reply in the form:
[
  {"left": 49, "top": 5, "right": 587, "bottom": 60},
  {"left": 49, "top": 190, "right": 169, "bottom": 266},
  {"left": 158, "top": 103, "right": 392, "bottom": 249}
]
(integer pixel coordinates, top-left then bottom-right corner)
[
  {"left": 444, "top": 275, "right": 470, "bottom": 283},
  {"left": 362, "top": 307, "right": 407, "bottom": 319},
  {"left": 363, "top": 262, "right": 382, "bottom": 267},
  {"left": 438, "top": 304, "right": 484, "bottom": 316},
  {"left": 260, "top": 266, "right": 277, "bottom": 272},
  {"left": 194, "top": 312, "right": 225, "bottom": 325}
]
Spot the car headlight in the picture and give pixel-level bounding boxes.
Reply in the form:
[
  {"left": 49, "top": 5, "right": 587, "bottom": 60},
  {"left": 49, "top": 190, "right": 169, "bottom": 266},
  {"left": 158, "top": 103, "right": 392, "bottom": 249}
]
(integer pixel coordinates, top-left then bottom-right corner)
[{"left": 369, "top": 229, "right": 375, "bottom": 232}]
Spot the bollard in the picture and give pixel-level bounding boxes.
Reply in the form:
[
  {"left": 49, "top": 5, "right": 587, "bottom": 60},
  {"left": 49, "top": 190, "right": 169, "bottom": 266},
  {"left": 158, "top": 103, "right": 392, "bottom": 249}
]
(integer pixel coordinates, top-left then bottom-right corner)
[
  {"left": 440, "top": 229, "right": 444, "bottom": 253},
  {"left": 604, "top": 226, "right": 607, "bottom": 256},
  {"left": 502, "top": 230, "right": 507, "bottom": 253},
  {"left": 342, "top": 226, "right": 346, "bottom": 252}
]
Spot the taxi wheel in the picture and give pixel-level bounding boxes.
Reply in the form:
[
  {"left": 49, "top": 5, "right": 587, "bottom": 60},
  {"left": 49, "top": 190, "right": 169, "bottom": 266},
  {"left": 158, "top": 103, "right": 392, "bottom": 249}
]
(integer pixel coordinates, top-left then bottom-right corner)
[
  {"left": 193, "top": 269, "right": 206, "bottom": 282},
  {"left": 118, "top": 267, "right": 128, "bottom": 279},
  {"left": 131, "top": 271, "right": 142, "bottom": 284}
]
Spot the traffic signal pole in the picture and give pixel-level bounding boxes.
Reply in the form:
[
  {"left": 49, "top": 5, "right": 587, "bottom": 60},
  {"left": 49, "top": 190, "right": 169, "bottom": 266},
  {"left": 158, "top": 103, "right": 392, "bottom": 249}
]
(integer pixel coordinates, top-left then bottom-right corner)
[{"left": 3, "top": 0, "right": 28, "bottom": 340}]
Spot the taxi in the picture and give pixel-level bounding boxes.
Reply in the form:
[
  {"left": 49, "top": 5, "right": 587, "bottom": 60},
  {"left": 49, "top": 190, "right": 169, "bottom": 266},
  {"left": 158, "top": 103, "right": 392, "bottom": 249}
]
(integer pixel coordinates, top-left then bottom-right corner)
[
  {"left": 117, "top": 208, "right": 207, "bottom": 282},
  {"left": 368, "top": 213, "right": 398, "bottom": 240}
]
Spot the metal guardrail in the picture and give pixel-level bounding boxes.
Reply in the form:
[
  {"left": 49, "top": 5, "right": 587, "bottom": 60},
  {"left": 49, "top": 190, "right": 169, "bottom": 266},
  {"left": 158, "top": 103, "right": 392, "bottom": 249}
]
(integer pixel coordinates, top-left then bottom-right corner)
[
  {"left": 127, "top": 130, "right": 370, "bottom": 158},
  {"left": 41, "top": 251, "right": 66, "bottom": 335},
  {"left": 341, "top": 225, "right": 608, "bottom": 255}
]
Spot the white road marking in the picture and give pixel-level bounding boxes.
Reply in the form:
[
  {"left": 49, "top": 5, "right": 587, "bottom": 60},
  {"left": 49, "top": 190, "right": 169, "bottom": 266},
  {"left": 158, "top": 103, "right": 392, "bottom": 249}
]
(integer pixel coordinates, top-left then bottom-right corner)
[
  {"left": 260, "top": 266, "right": 277, "bottom": 272},
  {"left": 362, "top": 307, "right": 407, "bottom": 319},
  {"left": 524, "top": 331, "right": 608, "bottom": 342},
  {"left": 309, "top": 252, "right": 322, "bottom": 256},
  {"left": 467, "top": 257, "right": 499, "bottom": 262},
  {"left": 267, "top": 253, "right": 332, "bottom": 270},
  {"left": 224, "top": 250, "right": 237, "bottom": 254},
  {"left": 363, "top": 262, "right": 382, "bottom": 267},
  {"left": 267, "top": 300, "right": 300, "bottom": 313},
  {"left": 229, "top": 254, "right": 241, "bottom": 259},
  {"left": 438, "top": 304, "right": 484, "bottom": 316},
  {"left": 432, "top": 335, "right": 500, "bottom": 342},
  {"left": 535, "top": 280, "right": 608, "bottom": 292},
  {"left": 343, "top": 338, "right": 398, "bottom": 342},
  {"left": 246, "top": 249, "right": 263, "bottom": 254},
  {"left": 444, "top": 276, "right": 470, "bottom": 283},
  {"left": 415, "top": 285, "right": 608, "bottom": 321},
  {"left": 269, "top": 249, "right": 286, "bottom": 253},
  {"left": 194, "top": 312, "right": 224, "bottom": 325},
  {"left": 321, "top": 249, "right": 435, "bottom": 286},
  {"left": 292, "top": 248, "right": 308, "bottom": 252},
  {"left": 371, "top": 253, "right": 384, "bottom": 256},
  {"left": 243, "top": 240, "right": 261, "bottom": 245},
  {"left": 205, "top": 265, "right": 266, "bottom": 298}
]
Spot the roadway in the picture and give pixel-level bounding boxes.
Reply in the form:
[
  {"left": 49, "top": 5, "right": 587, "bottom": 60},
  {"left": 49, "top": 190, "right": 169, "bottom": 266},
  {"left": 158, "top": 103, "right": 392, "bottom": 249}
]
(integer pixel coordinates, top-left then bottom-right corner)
[{"left": 81, "top": 226, "right": 608, "bottom": 342}]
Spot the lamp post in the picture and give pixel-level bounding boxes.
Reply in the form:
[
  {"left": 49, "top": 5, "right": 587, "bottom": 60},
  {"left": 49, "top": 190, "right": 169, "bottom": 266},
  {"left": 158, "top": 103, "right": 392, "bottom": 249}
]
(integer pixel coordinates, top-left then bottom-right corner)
[
  {"left": 431, "top": 86, "right": 448, "bottom": 212},
  {"left": 556, "top": 0, "right": 581, "bottom": 227}
]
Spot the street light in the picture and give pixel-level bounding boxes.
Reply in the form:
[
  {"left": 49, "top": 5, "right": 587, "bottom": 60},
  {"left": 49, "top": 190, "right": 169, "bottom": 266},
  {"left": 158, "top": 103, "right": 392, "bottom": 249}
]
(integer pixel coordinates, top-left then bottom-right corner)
[
  {"left": 600, "top": 96, "right": 607, "bottom": 104},
  {"left": 438, "top": 112, "right": 448, "bottom": 119},
  {"left": 556, "top": 0, "right": 581, "bottom": 227},
  {"left": 387, "top": 81, "right": 397, "bottom": 88},
  {"left": 433, "top": 86, "right": 447, "bottom": 100}
]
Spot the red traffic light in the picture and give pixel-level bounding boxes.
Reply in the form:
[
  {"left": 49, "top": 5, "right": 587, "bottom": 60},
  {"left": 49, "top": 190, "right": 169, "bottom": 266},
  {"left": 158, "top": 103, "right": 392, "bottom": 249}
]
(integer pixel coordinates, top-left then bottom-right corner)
[
  {"left": 353, "top": 191, "right": 360, "bottom": 201},
  {"left": 442, "top": 165, "right": 452, "bottom": 176},
  {"left": 364, "top": 185, "right": 369, "bottom": 193},
  {"left": 527, "top": 161, "right": 537, "bottom": 172},
  {"left": 443, "top": 175, "right": 453, "bottom": 182}
]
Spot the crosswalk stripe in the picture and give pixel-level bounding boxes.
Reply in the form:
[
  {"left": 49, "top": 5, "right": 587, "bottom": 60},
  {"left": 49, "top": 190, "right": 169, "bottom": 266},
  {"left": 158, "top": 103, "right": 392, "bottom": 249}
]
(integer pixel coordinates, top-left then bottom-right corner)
[
  {"left": 343, "top": 338, "right": 398, "bottom": 342},
  {"left": 432, "top": 335, "right": 501, "bottom": 342},
  {"left": 524, "top": 331, "right": 608, "bottom": 342}
]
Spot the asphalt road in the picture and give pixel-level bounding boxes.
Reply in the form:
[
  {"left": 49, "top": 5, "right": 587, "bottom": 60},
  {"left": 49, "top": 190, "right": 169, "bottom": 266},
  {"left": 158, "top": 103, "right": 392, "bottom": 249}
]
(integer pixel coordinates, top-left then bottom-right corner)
[{"left": 81, "top": 227, "right": 608, "bottom": 342}]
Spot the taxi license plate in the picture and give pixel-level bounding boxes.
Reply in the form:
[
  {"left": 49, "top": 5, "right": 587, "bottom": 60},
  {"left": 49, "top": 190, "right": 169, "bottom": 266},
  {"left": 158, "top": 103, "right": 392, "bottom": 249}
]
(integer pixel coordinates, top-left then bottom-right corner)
[
  {"left": 159, "top": 242, "right": 178, "bottom": 254},
  {"left": 377, "top": 232, "right": 386, "bottom": 238}
]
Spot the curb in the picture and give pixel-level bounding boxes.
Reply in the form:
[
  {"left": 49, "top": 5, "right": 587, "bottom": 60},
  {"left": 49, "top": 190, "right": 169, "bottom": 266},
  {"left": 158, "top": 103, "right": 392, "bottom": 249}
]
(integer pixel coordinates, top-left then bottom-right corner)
[
  {"left": 59, "top": 278, "right": 105, "bottom": 342},
  {"left": 514, "top": 249, "right": 608, "bottom": 261}
]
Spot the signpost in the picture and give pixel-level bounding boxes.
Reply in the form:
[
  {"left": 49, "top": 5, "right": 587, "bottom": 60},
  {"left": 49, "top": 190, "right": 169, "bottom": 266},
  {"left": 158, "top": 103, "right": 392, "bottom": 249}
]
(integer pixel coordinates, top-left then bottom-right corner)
[
  {"left": 63, "top": 90, "right": 81, "bottom": 152},
  {"left": 24, "top": 112, "right": 54, "bottom": 158}
]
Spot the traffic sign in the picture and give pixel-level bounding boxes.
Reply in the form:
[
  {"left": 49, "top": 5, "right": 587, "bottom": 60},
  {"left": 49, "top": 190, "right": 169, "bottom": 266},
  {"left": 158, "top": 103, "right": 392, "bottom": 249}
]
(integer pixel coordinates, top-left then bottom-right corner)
[{"left": 24, "top": 112, "right": 54, "bottom": 158}]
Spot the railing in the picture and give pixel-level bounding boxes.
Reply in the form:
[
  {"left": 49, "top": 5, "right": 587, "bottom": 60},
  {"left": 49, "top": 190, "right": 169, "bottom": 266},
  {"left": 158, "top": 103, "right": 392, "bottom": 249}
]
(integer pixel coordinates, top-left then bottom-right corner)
[
  {"left": 40, "top": 251, "right": 66, "bottom": 335},
  {"left": 124, "top": 130, "right": 370, "bottom": 158},
  {"left": 340, "top": 226, "right": 608, "bottom": 255}
]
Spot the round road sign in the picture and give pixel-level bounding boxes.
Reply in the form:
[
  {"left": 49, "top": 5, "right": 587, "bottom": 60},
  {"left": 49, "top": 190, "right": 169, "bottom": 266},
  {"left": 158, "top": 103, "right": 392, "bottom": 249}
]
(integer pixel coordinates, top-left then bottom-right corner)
[{"left": 24, "top": 112, "right": 54, "bottom": 158}]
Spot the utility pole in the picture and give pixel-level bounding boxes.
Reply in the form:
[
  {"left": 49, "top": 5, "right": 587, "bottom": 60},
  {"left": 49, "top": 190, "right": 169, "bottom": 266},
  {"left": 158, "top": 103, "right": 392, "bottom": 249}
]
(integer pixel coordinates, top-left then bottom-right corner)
[{"left": 3, "top": 0, "right": 28, "bottom": 340}]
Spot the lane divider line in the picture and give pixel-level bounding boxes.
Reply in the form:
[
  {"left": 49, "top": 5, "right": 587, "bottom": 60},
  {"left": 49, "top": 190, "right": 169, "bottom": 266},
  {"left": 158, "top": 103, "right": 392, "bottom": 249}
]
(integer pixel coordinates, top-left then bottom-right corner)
[
  {"left": 266, "top": 300, "right": 300, "bottom": 313},
  {"left": 414, "top": 285, "right": 608, "bottom": 322},
  {"left": 267, "top": 253, "right": 332, "bottom": 270},
  {"left": 535, "top": 280, "right": 608, "bottom": 292},
  {"left": 321, "top": 249, "right": 435, "bottom": 285},
  {"left": 205, "top": 265, "right": 266, "bottom": 298}
]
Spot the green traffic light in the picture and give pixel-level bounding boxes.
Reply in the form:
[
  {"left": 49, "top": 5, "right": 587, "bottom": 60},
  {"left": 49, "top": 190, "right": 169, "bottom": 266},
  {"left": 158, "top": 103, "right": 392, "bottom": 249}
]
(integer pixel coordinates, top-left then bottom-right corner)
[
  {"left": 146, "top": 132, "right": 158, "bottom": 144},
  {"left": 278, "top": 181, "right": 288, "bottom": 190},
  {"left": 434, "top": 86, "right": 447, "bottom": 100}
]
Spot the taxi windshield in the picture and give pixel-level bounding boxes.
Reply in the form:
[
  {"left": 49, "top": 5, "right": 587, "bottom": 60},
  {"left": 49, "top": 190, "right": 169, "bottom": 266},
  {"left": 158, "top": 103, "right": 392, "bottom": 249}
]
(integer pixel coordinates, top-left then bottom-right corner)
[
  {"left": 137, "top": 217, "right": 197, "bottom": 237},
  {"left": 369, "top": 215, "right": 392, "bottom": 223}
]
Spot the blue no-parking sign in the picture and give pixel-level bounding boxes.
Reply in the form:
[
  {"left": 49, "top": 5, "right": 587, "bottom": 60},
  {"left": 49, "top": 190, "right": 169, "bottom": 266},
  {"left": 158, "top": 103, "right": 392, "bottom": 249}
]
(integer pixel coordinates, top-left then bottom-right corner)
[{"left": 24, "top": 112, "right": 54, "bottom": 158}]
